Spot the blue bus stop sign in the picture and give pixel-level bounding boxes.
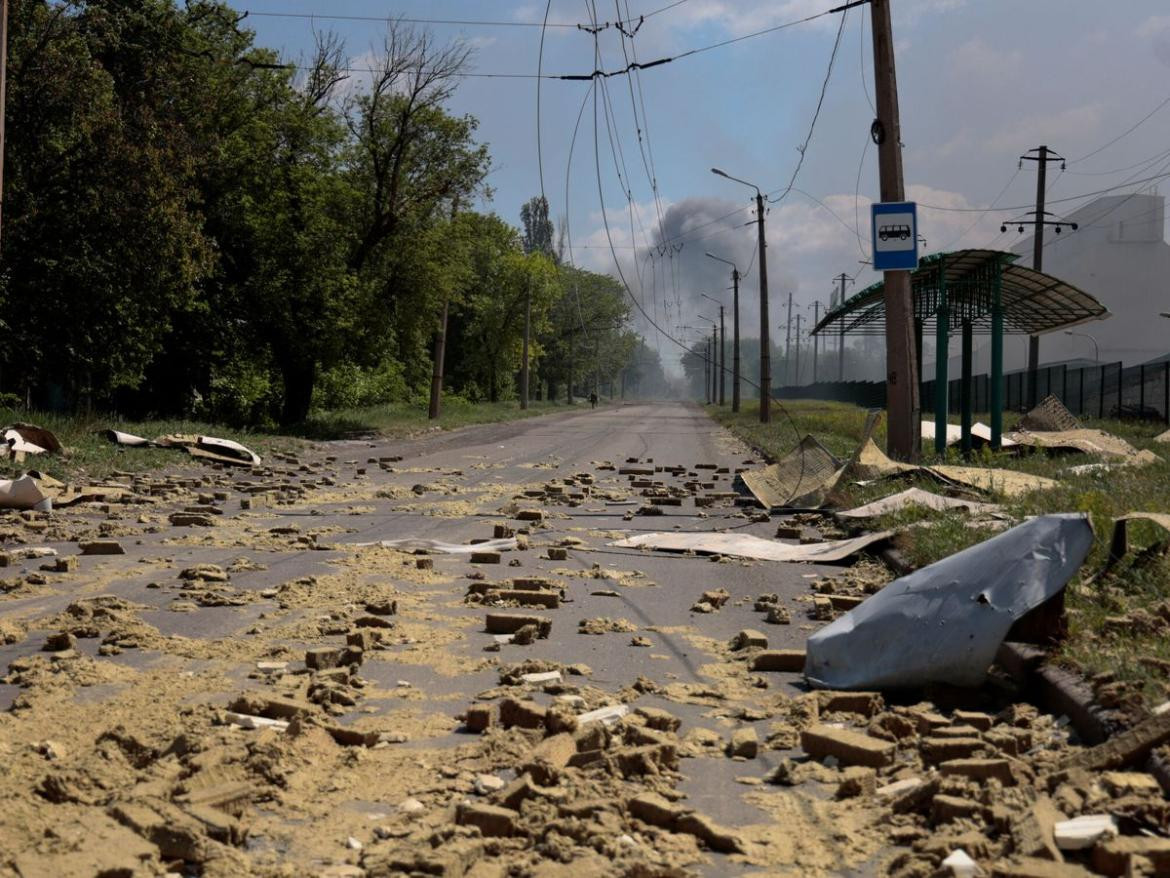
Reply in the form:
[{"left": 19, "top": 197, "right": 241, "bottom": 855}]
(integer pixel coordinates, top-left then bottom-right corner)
[{"left": 871, "top": 201, "right": 919, "bottom": 271}]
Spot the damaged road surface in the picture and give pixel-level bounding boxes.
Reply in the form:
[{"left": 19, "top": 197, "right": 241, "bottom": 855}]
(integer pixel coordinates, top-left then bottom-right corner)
[{"left": 0, "top": 402, "right": 1165, "bottom": 878}]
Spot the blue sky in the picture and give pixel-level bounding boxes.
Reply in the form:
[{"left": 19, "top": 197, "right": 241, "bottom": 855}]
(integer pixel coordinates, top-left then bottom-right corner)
[{"left": 239, "top": 0, "right": 1170, "bottom": 369}]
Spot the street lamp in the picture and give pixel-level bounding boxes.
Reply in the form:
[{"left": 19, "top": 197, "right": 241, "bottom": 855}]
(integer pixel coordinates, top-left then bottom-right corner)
[
  {"left": 712, "top": 167, "right": 771, "bottom": 422},
  {"left": 705, "top": 252, "right": 741, "bottom": 412},
  {"left": 1064, "top": 330, "right": 1099, "bottom": 363},
  {"left": 701, "top": 293, "right": 726, "bottom": 406}
]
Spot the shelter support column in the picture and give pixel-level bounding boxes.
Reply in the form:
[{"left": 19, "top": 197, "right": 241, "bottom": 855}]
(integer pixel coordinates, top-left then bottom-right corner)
[
  {"left": 960, "top": 320, "right": 973, "bottom": 458},
  {"left": 990, "top": 261, "right": 1004, "bottom": 450},
  {"left": 933, "top": 257, "right": 949, "bottom": 455}
]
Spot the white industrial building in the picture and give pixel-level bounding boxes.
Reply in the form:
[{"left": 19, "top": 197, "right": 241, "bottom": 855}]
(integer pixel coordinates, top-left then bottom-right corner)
[{"left": 1009, "top": 192, "right": 1170, "bottom": 368}]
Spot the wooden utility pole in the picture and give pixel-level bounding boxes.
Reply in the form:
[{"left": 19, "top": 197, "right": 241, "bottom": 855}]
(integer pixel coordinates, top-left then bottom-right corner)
[
  {"left": 870, "top": 0, "right": 920, "bottom": 460},
  {"left": 520, "top": 279, "right": 531, "bottom": 410}
]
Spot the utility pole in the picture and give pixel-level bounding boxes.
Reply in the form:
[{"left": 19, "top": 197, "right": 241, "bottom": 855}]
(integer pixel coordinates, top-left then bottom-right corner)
[
  {"left": 520, "top": 279, "right": 531, "bottom": 410},
  {"left": 706, "top": 337, "right": 713, "bottom": 404},
  {"left": 567, "top": 322, "right": 575, "bottom": 404},
  {"left": 711, "top": 306, "right": 720, "bottom": 407},
  {"left": 785, "top": 292, "right": 794, "bottom": 386},
  {"left": 710, "top": 170, "right": 770, "bottom": 422},
  {"left": 594, "top": 337, "right": 601, "bottom": 399},
  {"left": 428, "top": 297, "right": 449, "bottom": 419},
  {"left": 834, "top": 273, "right": 854, "bottom": 380},
  {"left": 753, "top": 191, "right": 772, "bottom": 421},
  {"left": 1019, "top": 145, "right": 1067, "bottom": 409},
  {"left": 429, "top": 198, "right": 460, "bottom": 419},
  {"left": 731, "top": 270, "right": 740, "bottom": 410},
  {"left": 869, "top": 0, "right": 920, "bottom": 460},
  {"left": 794, "top": 313, "right": 802, "bottom": 385},
  {"left": 812, "top": 302, "right": 820, "bottom": 384},
  {"left": 705, "top": 253, "right": 741, "bottom": 412}
]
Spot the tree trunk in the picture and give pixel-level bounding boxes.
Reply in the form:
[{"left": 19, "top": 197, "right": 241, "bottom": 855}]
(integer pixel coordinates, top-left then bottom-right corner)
[{"left": 280, "top": 357, "right": 316, "bottom": 426}]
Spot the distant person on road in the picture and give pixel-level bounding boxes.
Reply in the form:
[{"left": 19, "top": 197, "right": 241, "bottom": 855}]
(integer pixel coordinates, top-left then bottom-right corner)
[{"left": 589, "top": 391, "right": 598, "bottom": 409}]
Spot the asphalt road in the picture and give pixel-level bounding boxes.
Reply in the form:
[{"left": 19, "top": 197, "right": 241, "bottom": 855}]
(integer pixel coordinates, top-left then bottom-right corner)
[{"left": 0, "top": 400, "right": 877, "bottom": 876}]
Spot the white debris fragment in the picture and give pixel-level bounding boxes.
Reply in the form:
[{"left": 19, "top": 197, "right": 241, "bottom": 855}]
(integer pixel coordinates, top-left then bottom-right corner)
[
  {"left": 519, "top": 671, "right": 562, "bottom": 685},
  {"left": 225, "top": 712, "right": 289, "bottom": 732},
  {"left": 474, "top": 774, "right": 506, "bottom": 795},
  {"left": 1054, "top": 814, "right": 1118, "bottom": 850},
  {"left": 942, "top": 848, "right": 981, "bottom": 877},
  {"left": 876, "top": 777, "right": 922, "bottom": 799},
  {"left": 398, "top": 798, "right": 425, "bottom": 814},
  {"left": 577, "top": 704, "right": 629, "bottom": 726},
  {"left": 346, "top": 837, "right": 363, "bottom": 851}
]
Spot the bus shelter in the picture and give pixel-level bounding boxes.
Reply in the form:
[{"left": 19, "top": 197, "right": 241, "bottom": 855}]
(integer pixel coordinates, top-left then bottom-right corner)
[{"left": 810, "top": 250, "right": 1109, "bottom": 454}]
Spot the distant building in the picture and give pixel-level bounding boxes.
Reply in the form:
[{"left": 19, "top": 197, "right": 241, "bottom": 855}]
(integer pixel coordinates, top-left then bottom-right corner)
[{"left": 1010, "top": 193, "right": 1170, "bottom": 368}]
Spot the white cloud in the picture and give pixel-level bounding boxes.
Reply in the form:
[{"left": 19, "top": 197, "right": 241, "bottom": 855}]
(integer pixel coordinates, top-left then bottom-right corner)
[
  {"left": 1137, "top": 15, "right": 1170, "bottom": 38},
  {"left": 984, "top": 103, "right": 1105, "bottom": 154}
]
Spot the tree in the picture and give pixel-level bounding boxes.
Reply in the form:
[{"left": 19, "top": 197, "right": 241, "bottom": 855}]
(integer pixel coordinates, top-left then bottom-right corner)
[
  {"left": 519, "top": 196, "right": 555, "bottom": 259},
  {"left": 447, "top": 214, "right": 558, "bottom": 402}
]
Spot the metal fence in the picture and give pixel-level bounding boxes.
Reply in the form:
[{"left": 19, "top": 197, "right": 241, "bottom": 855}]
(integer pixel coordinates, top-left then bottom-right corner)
[
  {"left": 777, "top": 360, "right": 1170, "bottom": 424},
  {"left": 922, "top": 361, "right": 1170, "bottom": 422}
]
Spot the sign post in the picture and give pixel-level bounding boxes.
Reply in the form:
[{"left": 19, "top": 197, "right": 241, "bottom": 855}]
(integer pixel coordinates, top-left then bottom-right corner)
[{"left": 871, "top": 202, "right": 919, "bottom": 272}]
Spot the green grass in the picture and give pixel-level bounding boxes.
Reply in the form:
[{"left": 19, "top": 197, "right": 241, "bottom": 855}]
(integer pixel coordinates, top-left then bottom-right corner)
[
  {"left": 1, "top": 398, "right": 591, "bottom": 482},
  {"left": 709, "top": 399, "right": 1170, "bottom": 698},
  {"left": 296, "top": 398, "right": 584, "bottom": 441}
]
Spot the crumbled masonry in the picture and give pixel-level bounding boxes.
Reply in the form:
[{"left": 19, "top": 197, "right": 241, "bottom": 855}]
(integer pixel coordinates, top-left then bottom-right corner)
[{"left": 0, "top": 403, "right": 1166, "bottom": 877}]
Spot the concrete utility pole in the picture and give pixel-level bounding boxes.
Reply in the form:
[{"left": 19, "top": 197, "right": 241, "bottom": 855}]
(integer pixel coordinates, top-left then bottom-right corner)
[
  {"left": 1020, "top": 144, "right": 1067, "bottom": 409},
  {"left": 701, "top": 292, "right": 726, "bottom": 407},
  {"left": 707, "top": 253, "right": 742, "bottom": 412},
  {"left": 834, "top": 273, "right": 854, "bottom": 380},
  {"left": 520, "top": 279, "right": 531, "bottom": 410},
  {"left": 785, "top": 292, "right": 794, "bottom": 386},
  {"left": 794, "top": 313, "right": 803, "bottom": 385},
  {"left": 711, "top": 322, "right": 719, "bottom": 405},
  {"left": 706, "top": 336, "right": 713, "bottom": 404},
  {"left": 869, "top": 0, "right": 920, "bottom": 460},
  {"left": 712, "top": 169, "right": 770, "bottom": 422},
  {"left": 812, "top": 302, "right": 820, "bottom": 384}
]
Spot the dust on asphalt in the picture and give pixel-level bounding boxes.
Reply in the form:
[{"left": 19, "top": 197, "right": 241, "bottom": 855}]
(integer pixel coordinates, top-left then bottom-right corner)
[{"left": 0, "top": 404, "right": 1164, "bottom": 877}]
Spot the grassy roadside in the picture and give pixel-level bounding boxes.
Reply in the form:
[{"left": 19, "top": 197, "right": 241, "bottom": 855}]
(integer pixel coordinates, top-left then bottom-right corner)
[
  {"left": 708, "top": 399, "right": 1170, "bottom": 697},
  {"left": 1, "top": 398, "right": 591, "bottom": 482}
]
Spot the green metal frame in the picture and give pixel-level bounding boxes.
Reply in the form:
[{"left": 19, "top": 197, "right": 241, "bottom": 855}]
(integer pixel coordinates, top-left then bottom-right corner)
[{"left": 811, "top": 249, "right": 1107, "bottom": 456}]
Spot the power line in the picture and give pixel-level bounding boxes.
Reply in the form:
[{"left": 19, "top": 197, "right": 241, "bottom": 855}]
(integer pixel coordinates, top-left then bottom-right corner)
[
  {"left": 772, "top": 10, "right": 847, "bottom": 205},
  {"left": 1068, "top": 92, "right": 1170, "bottom": 165},
  {"left": 241, "top": 1, "right": 689, "bottom": 29},
  {"left": 915, "top": 171, "right": 1170, "bottom": 213}
]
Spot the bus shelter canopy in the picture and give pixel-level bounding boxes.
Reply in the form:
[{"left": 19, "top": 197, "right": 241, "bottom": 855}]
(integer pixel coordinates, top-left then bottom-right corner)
[{"left": 810, "top": 250, "right": 1109, "bottom": 338}]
